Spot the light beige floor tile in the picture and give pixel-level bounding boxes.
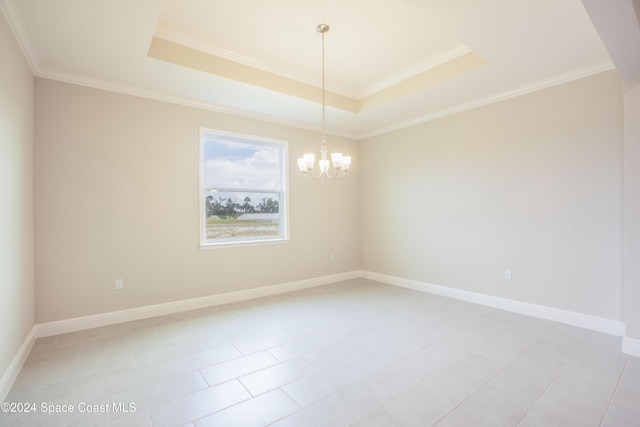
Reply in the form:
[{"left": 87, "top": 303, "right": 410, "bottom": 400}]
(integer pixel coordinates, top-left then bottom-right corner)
[
  {"left": 199, "top": 351, "right": 279, "bottom": 386},
  {"left": 238, "top": 357, "right": 316, "bottom": 396},
  {"left": 148, "top": 380, "right": 250, "bottom": 427},
  {"left": 133, "top": 340, "right": 210, "bottom": 367},
  {"left": 318, "top": 366, "right": 422, "bottom": 424},
  {"left": 601, "top": 403, "right": 640, "bottom": 427},
  {"left": 193, "top": 389, "right": 298, "bottom": 427},
  {"left": 588, "top": 331, "right": 624, "bottom": 351},
  {"left": 609, "top": 363, "right": 640, "bottom": 413},
  {"left": 515, "top": 341, "right": 573, "bottom": 373},
  {"left": 38, "top": 398, "right": 112, "bottom": 427},
  {"left": 367, "top": 374, "right": 471, "bottom": 425},
  {"left": 267, "top": 335, "right": 336, "bottom": 361},
  {"left": 470, "top": 329, "right": 533, "bottom": 365},
  {"left": 6, "top": 279, "right": 640, "bottom": 427},
  {"left": 351, "top": 407, "right": 408, "bottom": 427},
  {"left": 203, "top": 326, "right": 266, "bottom": 350},
  {"left": 234, "top": 331, "right": 297, "bottom": 355},
  {"left": 270, "top": 397, "right": 359, "bottom": 427},
  {"left": 339, "top": 346, "right": 399, "bottom": 379},
  {"left": 301, "top": 338, "right": 372, "bottom": 371},
  {"left": 72, "top": 363, "right": 172, "bottom": 402},
  {"left": 375, "top": 353, "right": 501, "bottom": 426},
  {"left": 163, "top": 345, "right": 242, "bottom": 377},
  {"left": 104, "top": 409, "right": 152, "bottom": 427},
  {"left": 436, "top": 385, "right": 530, "bottom": 427},
  {"left": 391, "top": 344, "right": 459, "bottom": 381},
  {"left": 486, "top": 358, "right": 555, "bottom": 405},
  {"left": 107, "top": 371, "right": 207, "bottom": 420},
  {"left": 519, "top": 394, "right": 605, "bottom": 427},
  {"left": 353, "top": 323, "right": 407, "bottom": 347},
  {"left": 281, "top": 364, "right": 361, "bottom": 407},
  {"left": 548, "top": 345, "right": 628, "bottom": 412},
  {"left": 322, "top": 319, "right": 376, "bottom": 342}
]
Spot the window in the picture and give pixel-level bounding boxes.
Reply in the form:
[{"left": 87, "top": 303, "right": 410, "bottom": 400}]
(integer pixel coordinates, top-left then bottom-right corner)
[{"left": 200, "top": 128, "right": 289, "bottom": 247}]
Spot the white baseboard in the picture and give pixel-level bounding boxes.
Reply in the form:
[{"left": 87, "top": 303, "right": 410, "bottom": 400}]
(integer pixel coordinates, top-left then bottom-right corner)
[
  {"left": 361, "top": 271, "right": 626, "bottom": 338},
  {"left": 35, "top": 271, "right": 360, "bottom": 338},
  {"left": 623, "top": 337, "right": 640, "bottom": 357},
  {"left": 0, "top": 326, "right": 37, "bottom": 402}
]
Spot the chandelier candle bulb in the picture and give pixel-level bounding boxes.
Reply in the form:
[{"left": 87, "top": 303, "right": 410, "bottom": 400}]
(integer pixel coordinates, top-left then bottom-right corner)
[
  {"left": 342, "top": 156, "right": 351, "bottom": 171},
  {"left": 331, "top": 153, "right": 343, "bottom": 168},
  {"left": 304, "top": 154, "right": 315, "bottom": 165},
  {"left": 298, "top": 154, "right": 315, "bottom": 174}
]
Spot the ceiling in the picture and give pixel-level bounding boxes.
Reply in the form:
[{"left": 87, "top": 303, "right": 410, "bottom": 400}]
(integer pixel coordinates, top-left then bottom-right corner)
[{"left": 0, "top": 0, "right": 624, "bottom": 139}]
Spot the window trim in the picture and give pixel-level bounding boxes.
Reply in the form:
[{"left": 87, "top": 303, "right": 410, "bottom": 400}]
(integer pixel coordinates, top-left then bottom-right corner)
[{"left": 199, "top": 128, "right": 290, "bottom": 249}]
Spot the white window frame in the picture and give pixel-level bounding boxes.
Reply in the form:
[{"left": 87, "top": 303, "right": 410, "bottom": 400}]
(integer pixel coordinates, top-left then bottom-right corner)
[{"left": 199, "top": 128, "right": 289, "bottom": 248}]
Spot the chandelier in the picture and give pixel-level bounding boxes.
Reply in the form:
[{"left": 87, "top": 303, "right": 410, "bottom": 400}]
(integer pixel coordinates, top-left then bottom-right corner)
[{"left": 298, "top": 24, "right": 351, "bottom": 180}]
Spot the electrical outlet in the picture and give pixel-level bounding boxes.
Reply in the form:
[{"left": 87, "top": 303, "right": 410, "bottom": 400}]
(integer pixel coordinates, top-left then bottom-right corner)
[
  {"left": 504, "top": 270, "right": 512, "bottom": 280},
  {"left": 329, "top": 254, "right": 335, "bottom": 262},
  {"left": 115, "top": 279, "right": 124, "bottom": 290}
]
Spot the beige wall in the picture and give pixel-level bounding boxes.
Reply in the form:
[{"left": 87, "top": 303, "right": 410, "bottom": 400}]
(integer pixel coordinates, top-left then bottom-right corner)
[
  {"left": 0, "top": 12, "right": 34, "bottom": 382},
  {"left": 624, "top": 81, "right": 640, "bottom": 339},
  {"left": 34, "top": 79, "right": 359, "bottom": 323},
  {"left": 361, "top": 70, "right": 624, "bottom": 321}
]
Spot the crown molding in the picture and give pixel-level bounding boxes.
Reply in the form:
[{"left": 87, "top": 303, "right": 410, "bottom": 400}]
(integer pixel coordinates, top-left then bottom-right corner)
[
  {"left": 36, "top": 67, "right": 360, "bottom": 140},
  {"left": 36, "top": 56, "right": 616, "bottom": 142},
  {"left": 357, "top": 45, "right": 472, "bottom": 99},
  {"left": 359, "top": 59, "right": 617, "bottom": 139},
  {"left": 0, "top": 0, "right": 40, "bottom": 74},
  {"left": 37, "top": 58, "right": 615, "bottom": 142}
]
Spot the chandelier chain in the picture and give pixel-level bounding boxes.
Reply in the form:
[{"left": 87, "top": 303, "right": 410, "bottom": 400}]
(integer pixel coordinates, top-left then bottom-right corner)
[{"left": 321, "top": 27, "right": 326, "bottom": 144}]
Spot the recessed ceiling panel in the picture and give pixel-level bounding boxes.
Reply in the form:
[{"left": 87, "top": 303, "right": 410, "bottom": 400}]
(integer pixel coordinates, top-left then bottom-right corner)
[{"left": 155, "top": 0, "right": 469, "bottom": 98}]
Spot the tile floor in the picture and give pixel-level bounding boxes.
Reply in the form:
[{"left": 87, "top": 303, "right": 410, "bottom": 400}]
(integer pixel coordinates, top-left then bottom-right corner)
[{"left": 2, "top": 278, "right": 639, "bottom": 427}]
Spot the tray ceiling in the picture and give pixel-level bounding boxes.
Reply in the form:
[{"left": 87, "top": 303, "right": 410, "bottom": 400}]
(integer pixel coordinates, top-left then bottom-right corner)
[{"left": 2, "top": 0, "right": 614, "bottom": 138}]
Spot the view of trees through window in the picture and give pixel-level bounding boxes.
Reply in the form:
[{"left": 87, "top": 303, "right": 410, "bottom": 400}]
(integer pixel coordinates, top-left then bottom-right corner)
[
  {"left": 200, "top": 129, "right": 287, "bottom": 244},
  {"left": 205, "top": 195, "right": 279, "bottom": 218}
]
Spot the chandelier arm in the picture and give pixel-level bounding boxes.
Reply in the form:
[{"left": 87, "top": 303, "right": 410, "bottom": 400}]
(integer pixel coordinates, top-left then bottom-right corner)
[
  {"left": 303, "top": 170, "right": 323, "bottom": 180},
  {"left": 325, "top": 168, "right": 346, "bottom": 180}
]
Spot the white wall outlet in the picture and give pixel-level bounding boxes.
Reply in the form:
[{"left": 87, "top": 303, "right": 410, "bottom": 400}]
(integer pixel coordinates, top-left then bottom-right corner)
[
  {"left": 115, "top": 279, "right": 124, "bottom": 290},
  {"left": 329, "top": 254, "right": 335, "bottom": 262},
  {"left": 504, "top": 270, "right": 512, "bottom": 280}
]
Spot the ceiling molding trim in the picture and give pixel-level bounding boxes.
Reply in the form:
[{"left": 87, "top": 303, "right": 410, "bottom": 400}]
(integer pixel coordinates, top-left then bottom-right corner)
[
  {"left": 154, "top": 25, "right": 356, "bottom": 98},
  {"left": 0, "top": 0, "right": 40, "bottom": 74},
  {"left": 359, "top": 60, "right": 616, "bottom": 139},
  {"left": 357, "top": 45, "right": 473, "bottom": 99},
  {"left": 155, "top": 25, "right": 265, "bottom": 70},
  {"left": 35, "top": 68, "right": 359, "bottom": 140},
  {"left": 33, "top": 55, "right": 614, "bottom": 143},
  {"left": 358, "top": 51, "right": 487, "bottom": 113},
  {"left": 148, "top": 36, "right": 359, "bottom": 113}
]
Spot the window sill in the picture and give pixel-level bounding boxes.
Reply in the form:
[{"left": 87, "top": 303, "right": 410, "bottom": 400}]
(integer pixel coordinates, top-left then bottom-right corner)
[{"left": 199, "top": 237, "right": 291, "bottom": 250}]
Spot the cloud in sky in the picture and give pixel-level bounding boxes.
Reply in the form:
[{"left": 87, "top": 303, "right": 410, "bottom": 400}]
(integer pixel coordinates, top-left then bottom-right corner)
[{"left": 203, "top": 137, "right": 282, "bottom": 191}]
